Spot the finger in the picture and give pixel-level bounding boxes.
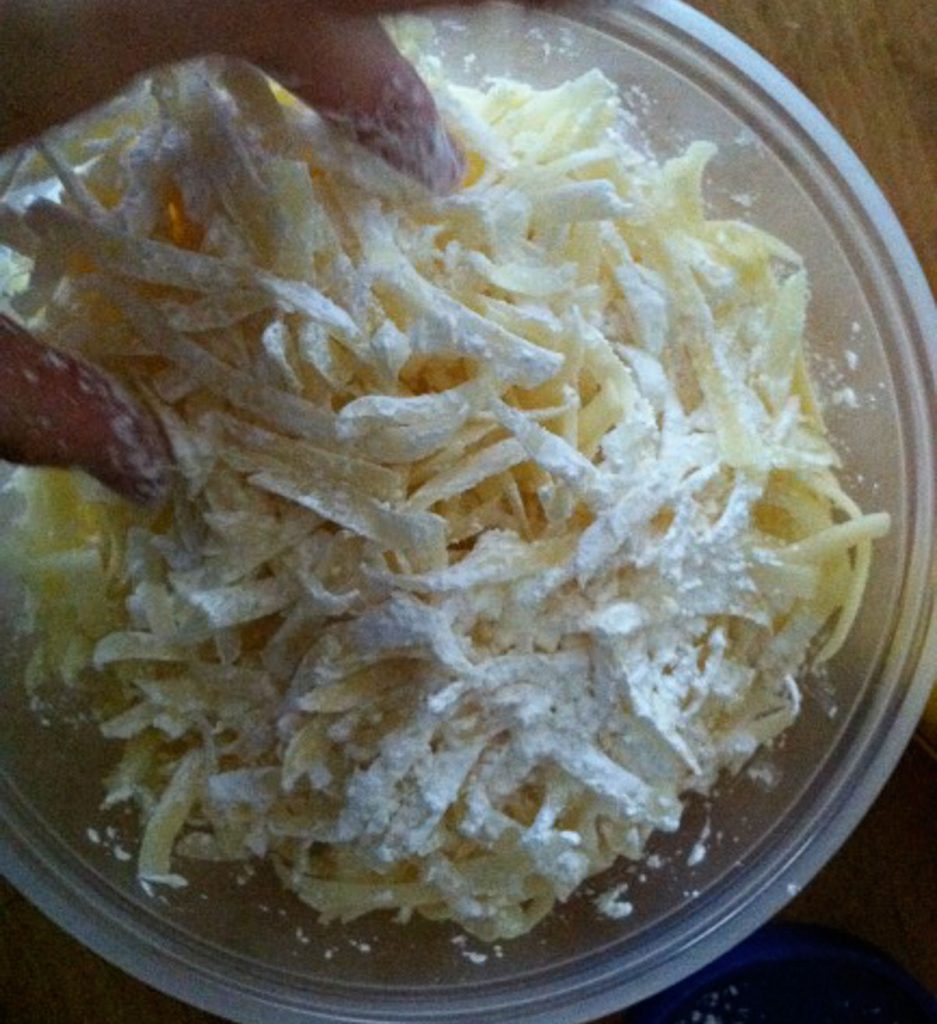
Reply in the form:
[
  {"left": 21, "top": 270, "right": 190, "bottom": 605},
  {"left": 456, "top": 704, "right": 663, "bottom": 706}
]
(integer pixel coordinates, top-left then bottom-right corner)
[
  {"left": 322, "top": 1, "right": 478, "bottom": 14},
  {"left": 3, "top": 1, "right": 465, "bottom": 193},
  {"left": 322, "top": 1, "right": 547, "bottom": 14},
  {"left": 0, "top": 315, "right": 171, "bottom": 507},
  {"left": 252, "top": 14, "right": 465, "bottom": 194}
]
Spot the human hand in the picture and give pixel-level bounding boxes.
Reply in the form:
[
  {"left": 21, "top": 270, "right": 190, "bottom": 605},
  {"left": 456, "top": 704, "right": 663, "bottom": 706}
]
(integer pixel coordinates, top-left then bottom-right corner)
[{"left": 0, "top": 0, "right": 490, "bottom": 504}]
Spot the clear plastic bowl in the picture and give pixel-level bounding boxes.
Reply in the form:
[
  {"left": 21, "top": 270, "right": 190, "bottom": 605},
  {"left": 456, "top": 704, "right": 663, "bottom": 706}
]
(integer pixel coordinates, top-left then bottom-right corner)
[{"left": 2, "top": 2, "right": 936, "bottom": 1022}]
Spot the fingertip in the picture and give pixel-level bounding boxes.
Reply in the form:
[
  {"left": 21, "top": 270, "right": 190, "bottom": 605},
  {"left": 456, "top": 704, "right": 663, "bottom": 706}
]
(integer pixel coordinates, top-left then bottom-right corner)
[
  {"left": 436, "top": 129, "right": 469, "bottom": 196},
  {"left": 94, "top": 402, "right": 174, "bottom": 510},
  {"left": 281, "top": 16, "right": 466, "bottom": 194},
  {"left": 92, "top": 459, "right": 173, "bottom": 510},
  {"left": 81, "top": 368, "right": 174, "bottom": 510},
  {"left": 0, "top": 315, "right": 173, "bottom": 509},
  {"left": 357, "top": 109, "right": 467, "bottom": 195}
]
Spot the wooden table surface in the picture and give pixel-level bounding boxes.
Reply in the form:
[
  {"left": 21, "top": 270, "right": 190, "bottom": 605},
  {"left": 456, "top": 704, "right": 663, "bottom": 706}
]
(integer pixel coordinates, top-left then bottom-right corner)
[{"left": 2, "top": 2, "right": 936, "bottom": 1022}]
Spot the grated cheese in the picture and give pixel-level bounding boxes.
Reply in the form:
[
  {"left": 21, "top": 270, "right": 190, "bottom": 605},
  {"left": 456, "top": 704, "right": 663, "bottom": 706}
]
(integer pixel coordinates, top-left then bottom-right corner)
[{"left": 0, "top": 40, "right": 888, "bottom": 942}]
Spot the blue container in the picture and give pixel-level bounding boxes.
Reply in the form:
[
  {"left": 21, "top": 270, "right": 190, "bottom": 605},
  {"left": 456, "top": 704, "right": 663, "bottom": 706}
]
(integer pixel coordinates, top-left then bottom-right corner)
[{"left": 627, "top": 922, "right": 937, "bottom": 1024}]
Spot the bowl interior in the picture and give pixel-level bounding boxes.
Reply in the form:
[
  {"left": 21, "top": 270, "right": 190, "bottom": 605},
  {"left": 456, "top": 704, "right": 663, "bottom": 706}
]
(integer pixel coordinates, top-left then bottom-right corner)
[{"left": 1, "top": 3, "right": 933, "bottom": 1021}]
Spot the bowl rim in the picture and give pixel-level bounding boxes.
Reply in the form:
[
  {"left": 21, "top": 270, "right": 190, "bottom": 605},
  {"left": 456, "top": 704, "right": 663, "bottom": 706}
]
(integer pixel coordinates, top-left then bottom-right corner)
[{"left": 3, "top": 2, "right": 937, "bottom": 1021}]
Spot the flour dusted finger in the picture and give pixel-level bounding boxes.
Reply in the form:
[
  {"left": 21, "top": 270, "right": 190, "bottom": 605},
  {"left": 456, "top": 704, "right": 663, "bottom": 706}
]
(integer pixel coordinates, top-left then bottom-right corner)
[{"left": 0, "top": 315, "right": 171, "bottom": 506}]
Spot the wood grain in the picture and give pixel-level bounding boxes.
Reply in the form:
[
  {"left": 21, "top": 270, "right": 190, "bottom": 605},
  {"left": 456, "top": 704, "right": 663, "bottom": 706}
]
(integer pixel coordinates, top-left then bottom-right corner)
[
  {"left": 692, "top": 0, "right": 937, "bottom": 294},
  {"left": 2, "top": 2, "right": 936, "bottom": 1022}
]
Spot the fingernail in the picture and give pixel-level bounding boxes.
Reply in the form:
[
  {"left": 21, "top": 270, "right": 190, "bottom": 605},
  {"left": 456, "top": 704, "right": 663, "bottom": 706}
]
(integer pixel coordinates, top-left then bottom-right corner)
[
  {"left": 96, "top": 393, "right": 174, "bottom": 509},
  {"left": 337, "top": 70, "right": 466, "bottom": 195},
  {"left": 364, "top": 116, "right": 466, "bottom": 195}
]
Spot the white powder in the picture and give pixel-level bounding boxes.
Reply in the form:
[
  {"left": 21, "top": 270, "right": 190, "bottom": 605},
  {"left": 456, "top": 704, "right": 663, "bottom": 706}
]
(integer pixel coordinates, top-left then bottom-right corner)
[
  {"left": 686, "top": 819, "right": 712, "bottom": 868},
  {"left": 10, "top": 50, "right": 885, "bottom": 947},
  {"left": 595, "top": 883, "right": 634, "bottom": 920},
  {"left": 686, "top": 843, "right": 706, "bottom": 867},
  {"left": 831, "top": 386, "right": 860, "bottom": 409},
  {"left": 747, "top": 762, "right": 779, "bottom": 789}
]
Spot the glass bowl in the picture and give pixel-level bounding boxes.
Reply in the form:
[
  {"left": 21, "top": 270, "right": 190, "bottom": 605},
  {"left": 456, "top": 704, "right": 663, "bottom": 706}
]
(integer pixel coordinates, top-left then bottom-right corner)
[{"left": 2, "top": 2, "right": 936, "bottom": 1022}]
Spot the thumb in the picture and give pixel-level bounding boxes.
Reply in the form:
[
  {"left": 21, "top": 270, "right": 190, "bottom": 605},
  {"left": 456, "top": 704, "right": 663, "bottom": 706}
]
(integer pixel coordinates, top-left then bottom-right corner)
[
  {"left": 2, "top": 1, "right": 465, "bottom": 193},
  {"left": 249, "top": 14, "right": 465, "bottom": 194}
]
